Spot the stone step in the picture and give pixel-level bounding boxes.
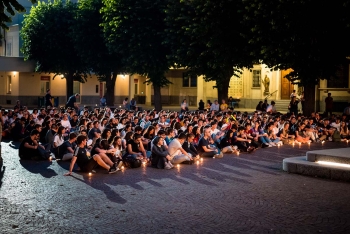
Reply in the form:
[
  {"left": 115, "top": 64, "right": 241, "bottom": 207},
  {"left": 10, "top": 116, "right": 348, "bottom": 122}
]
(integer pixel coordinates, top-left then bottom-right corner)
[
  {"left": 307, "top": 148, "right": 350, "bottom": 164},
  {"left": 283, "top": 147, "right": 350, "bottom": 182},
  {"left": 283, "top": 156, "right": 350, "bottom": 181}
]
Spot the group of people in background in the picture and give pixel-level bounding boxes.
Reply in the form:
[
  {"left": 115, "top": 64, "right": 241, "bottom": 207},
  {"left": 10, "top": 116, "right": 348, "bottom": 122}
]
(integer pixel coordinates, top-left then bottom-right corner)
[{"left": 0, "top": 93, "right": 350, "bottom": 176}]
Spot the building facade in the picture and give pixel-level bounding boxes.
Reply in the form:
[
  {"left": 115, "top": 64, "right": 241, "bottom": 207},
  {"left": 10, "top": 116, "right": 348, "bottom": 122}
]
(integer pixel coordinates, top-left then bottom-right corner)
[{"left": 1, "top": 1, "right": 349, "bottom": 111}]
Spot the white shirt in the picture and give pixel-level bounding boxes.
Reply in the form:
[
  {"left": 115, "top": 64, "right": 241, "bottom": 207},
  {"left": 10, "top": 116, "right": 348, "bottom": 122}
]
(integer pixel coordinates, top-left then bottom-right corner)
[
  {"left": 53, "top": 135, "right": 65, "bottom": 147},
  {"left": 61, "top": 119, "right": 71, "bottom": 129},
  {"left": 168, "top": 138, "right": 182, "bottom": 156},
  {"left": 331, "top": 122, "right": 340, "bottom": 131}
]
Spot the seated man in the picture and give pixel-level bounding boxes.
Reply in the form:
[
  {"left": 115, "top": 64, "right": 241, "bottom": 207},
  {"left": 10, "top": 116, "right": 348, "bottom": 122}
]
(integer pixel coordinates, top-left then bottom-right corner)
[
  {"left": 19, "top": 129, "right": 51, "bottom": 160},
  {"left": 126, "top": 133, "right": 148, "bottom": 161},
  {"left": 64, "top": 135, "right": 118, "bottom": 175},
  {"left": 167, "top": 133, "right": 193, "bottom": 164},
  {"left": 58, "top": 132, "right": 78, "bottom": 161},
  {"left": 182, "top": 133, "right": 199, "bottom": 159},
  {"left": 198, "top": 127, "right": 222, "bottom": 158}
]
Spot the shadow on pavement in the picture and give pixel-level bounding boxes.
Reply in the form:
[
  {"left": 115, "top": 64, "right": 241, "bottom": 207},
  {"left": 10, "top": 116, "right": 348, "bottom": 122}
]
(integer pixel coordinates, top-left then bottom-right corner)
[
  {"left": 0, "top": 166, "right": 4, "bottom": 189},
  {"left": 20, "top": 160, "right": 58, "bottom": 178}
]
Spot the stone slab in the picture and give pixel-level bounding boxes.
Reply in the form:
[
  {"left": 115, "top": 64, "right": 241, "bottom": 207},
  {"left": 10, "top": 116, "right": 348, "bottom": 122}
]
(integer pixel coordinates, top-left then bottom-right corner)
[
  {"left": 306, "top": 147, "right": 350, "bottom": 164},
  {"left": 283, "top": 156, "right": 350, "bottom": 181}
]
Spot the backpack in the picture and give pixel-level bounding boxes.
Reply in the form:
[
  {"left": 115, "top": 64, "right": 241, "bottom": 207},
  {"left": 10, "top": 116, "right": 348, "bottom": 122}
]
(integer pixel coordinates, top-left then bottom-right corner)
[
  {"left": 332, "top": 130, "right": 341, "bottom": 142},
  {"left": 122, "top": 155, "right": 142, "bottom": 168}
]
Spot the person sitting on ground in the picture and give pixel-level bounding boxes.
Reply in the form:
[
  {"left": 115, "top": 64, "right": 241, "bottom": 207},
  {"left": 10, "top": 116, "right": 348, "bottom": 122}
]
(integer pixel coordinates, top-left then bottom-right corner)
[
  {"left": 340, "top": 121, "right": 349, "bottom": 140},
  {"left": 126, "top": 133, "right": 148, "bottom": 161},
  {"left": 182, "top": 133, "right": 200, "bottom": 158},
  {"left": 266, "top": 101, "right": 277, "bottom": 114},
  {"left": 220, "top": 99, "right": 228, "bottom": 112},
  {"left": 295, "top": 122, "right": 311, "bottom": 143},
  {"left": 233, "top": 126, "right": 255, "bottom": 153},
  {"left": 19, "top": 130, "right": 50, "bottom": 160},
  {"left": 210, "top": 100, "right": 220, "bottom": 112},
  {"left": 151, "top": 136, "right": 174, "bottom": 169},
  {"left": 167, "top": 133, "right": 193, "bottom": 164},
  {"left": 58, "top": 132, "right": 77, "bottom": 161},
  {"left": 64, "top": 135, "right": 118, "bottom": 175},
  {"left": 219, "top": 130, "right": 238, "bottom": 154},
  {"left": 277, "top": 122, "right": 295, "bottom": 144},
  {"left": 197, "top": 127, "right": 222, "bottom": 158}
]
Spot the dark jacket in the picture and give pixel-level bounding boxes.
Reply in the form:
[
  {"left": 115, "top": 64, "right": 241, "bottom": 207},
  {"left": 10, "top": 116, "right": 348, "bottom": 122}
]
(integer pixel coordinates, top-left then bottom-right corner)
[
  {"left": 151, "top": 144, "right": 168, "bottom": 169},
  {"left": 182, "top": 141, "right": 198, "bottom": 156}
]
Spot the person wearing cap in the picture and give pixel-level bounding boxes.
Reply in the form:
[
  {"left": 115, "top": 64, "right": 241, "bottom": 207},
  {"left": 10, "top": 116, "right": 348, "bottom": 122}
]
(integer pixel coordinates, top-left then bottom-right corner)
[{"left": 45, "top": 89, "right": 53, "bottom": 108}]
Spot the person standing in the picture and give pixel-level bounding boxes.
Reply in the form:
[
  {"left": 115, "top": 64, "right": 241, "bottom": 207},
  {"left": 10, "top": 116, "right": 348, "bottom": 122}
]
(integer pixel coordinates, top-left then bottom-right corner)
[
  {"left": 100, "top": 96, "right": 107, "bottom": 107},
  {"left": 45, "top": 89, "right": 53, "bottom": 108},
  {"left": 325, "top": 93, "right": 334, "bottom": 117},
  {"left": 198, "top": 99, "right": 205, "bottom": 111},
  {"left": 123, "top": 98, "right": 129, "bottom": 109},
  {"left": 65, "top": 93, "right": 80, "bottom": 112},
  {"left": 288, "top": 96, "right": 299, "bottom": 116},
  {"left": 300, "top": 91, "right": 305, "bottom": 114},
  {"left": 180, "top": 99, "right": 188, "bottom": 113}
]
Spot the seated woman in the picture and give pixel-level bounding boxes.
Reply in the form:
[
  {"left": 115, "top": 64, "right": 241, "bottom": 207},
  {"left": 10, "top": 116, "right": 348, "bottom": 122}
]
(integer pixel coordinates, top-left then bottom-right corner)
[
  {"left": 220, "top": 130, "right": 239, "bottom": 154},
  {"left": 250, "top": 121, "right": 272, "bottom": 147},
  {"left": 58, "top": 132, "right": 77, "bottom": 161},
  {"left": 340, "top": 121, "right": 349, "bottom": 141},
  {"left": 151, "top": 136, "right": 174, "bottom": 169},
  {"left": 295, "top": 123, "right": 311, "bottom": 143},
  {"left": 266, "top": 123, "right": 282, "bottom": 146},
  {"left": 277, "top": 122, "right": 295, "bottom": 144}
]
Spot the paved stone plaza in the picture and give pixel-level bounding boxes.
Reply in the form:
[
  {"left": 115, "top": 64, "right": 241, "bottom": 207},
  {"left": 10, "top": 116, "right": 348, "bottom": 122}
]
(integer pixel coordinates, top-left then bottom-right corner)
[{"left": 1, "top": 141, "right": 350, "bottom": 234}]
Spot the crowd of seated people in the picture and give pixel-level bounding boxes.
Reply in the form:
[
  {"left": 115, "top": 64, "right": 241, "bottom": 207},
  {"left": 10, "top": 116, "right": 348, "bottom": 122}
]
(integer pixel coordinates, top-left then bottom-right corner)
[{"left": 0, "top": 101, "right": 350, "bottom": 175}]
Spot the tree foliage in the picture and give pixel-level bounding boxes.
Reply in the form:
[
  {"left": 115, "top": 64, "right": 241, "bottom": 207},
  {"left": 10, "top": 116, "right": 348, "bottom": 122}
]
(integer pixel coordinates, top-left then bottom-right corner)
[
  {"left": 166, "top": 0, "right": 255, "bottom": 101},
  {"left": 73, "top": 0, "right": 125, "bottom": 106},
  {"left": 21, "top": 0, "right": 90, "bottom": 98},
  {"left": 242, "top": 0, "right": 350, "bottom": 85},
  {"left": 101, "top": 0, "right": 172, "bottom": 110},
  {"left": 1, "top": 0, "right": 36, "bottom": 33}
]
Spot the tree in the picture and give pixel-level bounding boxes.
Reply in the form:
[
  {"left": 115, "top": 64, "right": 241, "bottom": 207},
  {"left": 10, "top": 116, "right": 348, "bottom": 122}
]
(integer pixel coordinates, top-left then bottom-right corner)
[
  {"left": 1, "top": 0, "right": 36, "bottom": 37},
  {"left": 241, "top": 0, "right": 350, "bottom": 115},
  {"left": 73, "top": 0, "right": 125, "bottom": 106},
  {"left": 21, "top": 0, "right": 90, "bottom": 99},
  {"left": 165, "top": 0, "right": 255, "bottom": 102},
  {"left": 101, "top": 0, "right": 172, "bottom": 111}
]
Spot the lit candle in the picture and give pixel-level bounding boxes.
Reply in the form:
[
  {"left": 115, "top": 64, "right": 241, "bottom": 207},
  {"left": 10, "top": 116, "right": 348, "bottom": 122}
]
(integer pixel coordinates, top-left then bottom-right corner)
[
  {"left": 196, "top": 161, "right": 199, "bottom": 165},
  {"left": 200, "top": 158, "right": 203, "bottom": 162},
  {"left": 142, "top": 161, "right": 146, "bottom": 167},
  {"left": 89, "top": 172, "right": 92, "bottom": 176},
  {"left": 121, "top": 166, "right": 124, "bottom": 170},
  {"left": 177, "top": 164, "right": 180, "bottom": 168},
  {"left": 237, "top": 151, "right": 240, "bottom": 156}
]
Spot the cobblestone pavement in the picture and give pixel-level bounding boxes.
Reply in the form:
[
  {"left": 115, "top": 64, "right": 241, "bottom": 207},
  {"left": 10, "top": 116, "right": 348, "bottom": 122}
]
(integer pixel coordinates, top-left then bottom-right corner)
[{"left": 1, "top": 141, "right": 350, "bottom": 234}]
